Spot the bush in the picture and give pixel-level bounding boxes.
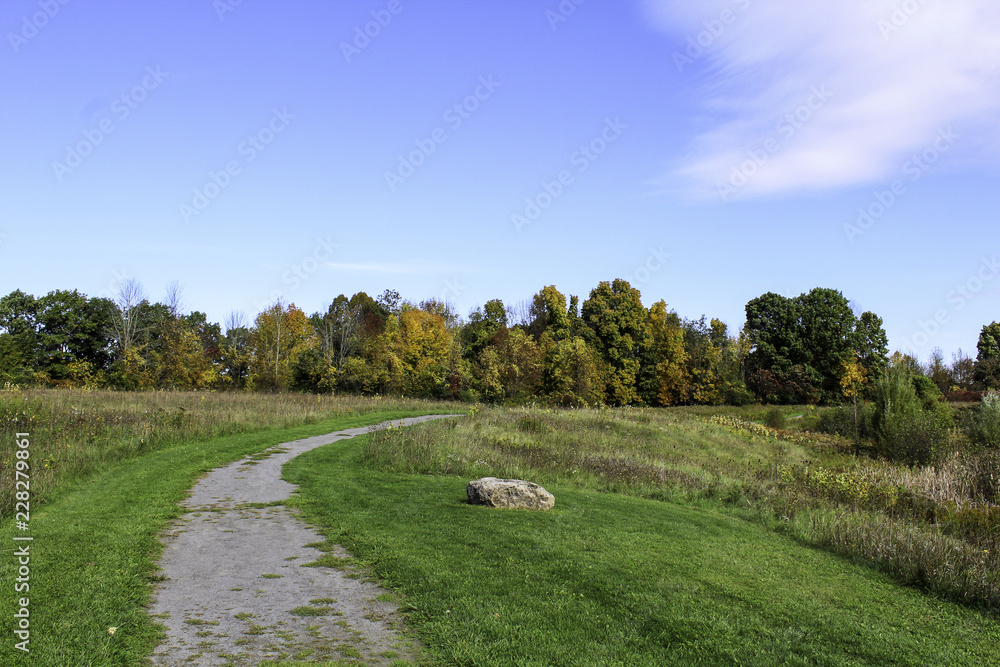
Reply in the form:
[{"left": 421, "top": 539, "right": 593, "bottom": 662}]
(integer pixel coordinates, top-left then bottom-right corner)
[
  {"left": 965, "top": 390, "right": 1000, "bottom": 447},
  {"left": 872, "top": 365, "right": 949, "bottom": 466},
  {"left": 763, "top": 407, "right": 785, "bottom": 430},
  {"left": 817, "top": 404, "right": 874, "bottom": 441},
  {"left": 723, "top": 383, "right": 756, "bottom": 406}
]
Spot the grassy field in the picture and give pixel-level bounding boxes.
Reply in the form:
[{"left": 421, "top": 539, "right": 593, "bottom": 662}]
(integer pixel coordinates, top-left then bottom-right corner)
[
  {"left": 0, "top": 388, "right": 455, "bottom": 665},
  {"left": 3, "top": 391, "right": 999, "bottom": 664},
  {"left": 358, "top": 405, "right": 1000, "bottom": 612},
  {"left": 282, "top": 404, "right": 1000, "bottom": 665},
  {"left": 0, "top": 388, "right": 455, "bottom": 519}
]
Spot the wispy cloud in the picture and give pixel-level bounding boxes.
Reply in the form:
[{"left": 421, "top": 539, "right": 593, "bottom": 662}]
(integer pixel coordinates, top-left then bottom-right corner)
[{"left": 643, "top": 0, "right": 1000, "bottom": 200}]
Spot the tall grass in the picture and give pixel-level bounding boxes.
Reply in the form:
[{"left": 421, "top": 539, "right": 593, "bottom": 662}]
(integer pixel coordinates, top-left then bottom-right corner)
[
  {"left": 0, "top": 387, "right": 457, "bottom": 519},
  {"left": 364, "top": 405, "right": 1000, "bottom": 612}
]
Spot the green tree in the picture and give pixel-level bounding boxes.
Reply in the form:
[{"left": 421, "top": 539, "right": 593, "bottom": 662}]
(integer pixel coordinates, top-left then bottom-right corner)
[
  {"left": 150, "top": 304, "right": 219, "bottom": 389},
  {"left": 220, "top": 312, "right": 252, "bottom": 389},
  {"left": 975, "top": 322, "right": 1000, "bottom": 389},
  {"left": 0, "top": 289, "right": 39, "bottom": 383},
  {"left": 529, "top": 285, "right": 570, "bottom": 342},
  {"left": 745, "top": 288, "right": 876, "bottom": 404},
  {"left": 797, "top": 288, "right": 858, "bottom": 402},
  {"left": 978, "top": 322, "right": 1000, "bottom": 359},
  {"left": 539, "top": 333, "right": 606, "bottom": 406},
  {"left": 462, "top": 299, "right": 507, "bottom": 362},
  {"left": 375, "top": 289, "right": 402, "bottom": 319},
  {"left": 744, "top": 292, "right": 803, "bottom": 380},
  {"left": 473, "top": 327, "right": 542, "bottom": 402},
  {"left": 37, "top": 290, "right": 115, "bottom": 384},
  {"left": 683, "top": 316, "right": 724, "bottom": 405},
  {"left": 854, "top": 311, "right": 889, "bottom": 386},
  {"left": 0, "top": 289, "right": 115, "bottom": 386},
  {"left": 581, "top": 279, "right": 647, "bottom": 405}
]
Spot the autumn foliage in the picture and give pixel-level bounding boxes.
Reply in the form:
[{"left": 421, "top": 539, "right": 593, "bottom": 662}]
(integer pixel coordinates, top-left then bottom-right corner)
[{"left": 1, "top": 280, "right": 991, "bottom": 406}]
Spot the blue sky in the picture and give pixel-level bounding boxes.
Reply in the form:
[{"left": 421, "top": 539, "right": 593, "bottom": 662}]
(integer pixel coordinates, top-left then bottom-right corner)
[{"left": 2, "top": 0, "right": 998, "bottom": 363}]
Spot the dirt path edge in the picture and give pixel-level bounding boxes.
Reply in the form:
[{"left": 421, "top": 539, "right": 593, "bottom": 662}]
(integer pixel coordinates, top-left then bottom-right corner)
[{"left": 148, "top": 414, "right": 461, "bottom": 666}]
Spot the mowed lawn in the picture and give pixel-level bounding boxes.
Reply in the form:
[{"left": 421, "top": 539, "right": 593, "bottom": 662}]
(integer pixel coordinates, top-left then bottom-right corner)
[
  {"left": 285, "top": 433, "right": 1000, "bottom": 667},
  {"left": 0, "top": 408, "right": 448, "bottom": 666}
]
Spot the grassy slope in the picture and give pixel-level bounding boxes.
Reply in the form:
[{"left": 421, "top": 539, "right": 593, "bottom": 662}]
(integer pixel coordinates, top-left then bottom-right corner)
[
  {"left": 0, "top": 409, "right": 440, "bottom": 666},
  {"left": 285, "top": 432, "right": 1000, "bottom": 667}
]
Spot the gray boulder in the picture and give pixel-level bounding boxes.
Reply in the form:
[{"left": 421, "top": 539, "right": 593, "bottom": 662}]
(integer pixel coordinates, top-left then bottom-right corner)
[{"left": 467, "top": 477, "right": 555, "bottom": 511}]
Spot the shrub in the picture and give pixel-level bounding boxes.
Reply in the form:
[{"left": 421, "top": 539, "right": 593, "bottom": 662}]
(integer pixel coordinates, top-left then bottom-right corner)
[
  {"left": 965, "top": 390, "right": 1000, "bottom": 447},
  {"left": 763, "top": 407, "right": 785, "bottom": 430},
  {"left": 723, "top": 383, "right": 756, "bottom": 406},
  {"left": 817, "top": 404, "right": 874, "bottom": 441},
  {"left": 872, "top": 365, "right": 949, "bottom": 466}
]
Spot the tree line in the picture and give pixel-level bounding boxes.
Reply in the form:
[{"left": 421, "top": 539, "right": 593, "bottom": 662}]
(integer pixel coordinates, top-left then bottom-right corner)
[{"left": 2, "top": 278, "right": 998, "bottom": 405}]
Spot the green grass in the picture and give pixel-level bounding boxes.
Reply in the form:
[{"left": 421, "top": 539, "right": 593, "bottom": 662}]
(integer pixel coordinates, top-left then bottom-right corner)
[
  {"left": 0, "top": 403, "right": 454, "bottom": 666},
  {"left": 6, "top": 392, "right": 1000, "bottom": 664},
  {"left": 289, "top": 605, "right": 339, "bottom": 617},
  {"left": 361, "top": 406, "right": 1000, "bottom": 611},
  {"left": 284, "top": 413, "right": 1000, "bottom": 665}
]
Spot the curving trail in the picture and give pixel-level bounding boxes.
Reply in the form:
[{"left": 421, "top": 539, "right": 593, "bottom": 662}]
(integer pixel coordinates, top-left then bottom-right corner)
[{"left": 149, "top": 415, "right": 460, "bottom": 666}]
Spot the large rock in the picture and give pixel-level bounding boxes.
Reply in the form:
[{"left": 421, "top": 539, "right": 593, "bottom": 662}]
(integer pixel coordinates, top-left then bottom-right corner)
[{"left": 467, "top": 477, "right": 554, "bottom": 511}]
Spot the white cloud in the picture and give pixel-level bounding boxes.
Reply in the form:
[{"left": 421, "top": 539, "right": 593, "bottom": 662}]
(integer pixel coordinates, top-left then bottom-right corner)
[{"left": 643, "top": 0, "right": 1000, "bottom": 200}]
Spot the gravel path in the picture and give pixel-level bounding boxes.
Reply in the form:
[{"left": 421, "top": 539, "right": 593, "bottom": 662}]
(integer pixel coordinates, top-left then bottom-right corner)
[{"left": 148, "top": 415, "right": 460, "bottom": 666}]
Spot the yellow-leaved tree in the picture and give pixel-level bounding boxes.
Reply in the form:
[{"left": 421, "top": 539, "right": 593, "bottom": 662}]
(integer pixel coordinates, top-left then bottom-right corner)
[
  {"left": 840, "top": 357, "right": 868, "bottom": 452},
  {"left": 647, "top": 300, "right": 690, "bottom": 406},
  {"left": 249, "top": 300, "right": 314, "bottom": 391}
]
